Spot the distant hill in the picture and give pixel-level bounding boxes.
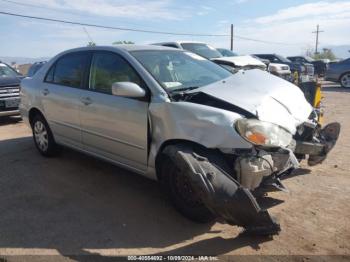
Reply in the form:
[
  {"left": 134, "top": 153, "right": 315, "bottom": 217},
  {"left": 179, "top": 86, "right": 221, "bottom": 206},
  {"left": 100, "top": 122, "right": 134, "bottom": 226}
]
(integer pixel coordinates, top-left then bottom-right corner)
[{"left": 0, "top": 56, "right": 50, "bottom": 65}]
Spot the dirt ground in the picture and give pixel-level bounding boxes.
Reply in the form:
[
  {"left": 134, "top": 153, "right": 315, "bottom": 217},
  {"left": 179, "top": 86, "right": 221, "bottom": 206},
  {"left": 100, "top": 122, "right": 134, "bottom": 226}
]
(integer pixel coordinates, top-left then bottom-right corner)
[{"left": 0, "top": 82, "right": 349, "bottom": 260}]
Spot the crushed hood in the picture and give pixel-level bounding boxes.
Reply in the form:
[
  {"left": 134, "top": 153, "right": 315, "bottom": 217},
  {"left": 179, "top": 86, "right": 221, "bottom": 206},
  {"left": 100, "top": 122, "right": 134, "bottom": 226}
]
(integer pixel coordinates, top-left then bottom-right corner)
[
  {"left": 193, "top": 69, "right": 313, "bottom": 134},
  {"left": 212, "top": 55, "right": 267, "bottom": 69}
]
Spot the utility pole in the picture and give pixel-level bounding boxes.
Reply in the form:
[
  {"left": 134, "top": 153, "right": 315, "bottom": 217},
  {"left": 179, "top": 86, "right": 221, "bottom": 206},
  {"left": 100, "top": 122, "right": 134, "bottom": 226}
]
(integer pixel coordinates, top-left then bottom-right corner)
[
  {"left": 312, "top": 24, "right": 324, "bottom": 54},
  {"left": 230, "top": 24, "right": 234, "bottom": 51}
]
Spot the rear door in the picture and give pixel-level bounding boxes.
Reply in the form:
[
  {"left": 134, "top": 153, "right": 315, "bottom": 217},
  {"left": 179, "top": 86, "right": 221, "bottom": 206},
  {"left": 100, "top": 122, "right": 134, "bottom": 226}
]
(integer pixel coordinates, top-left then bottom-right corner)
[
  {"left": 79, "top": 51, "right": 149, "bottom": 173},
  {"left": 40, "top": 51, "right": 91, "bottom": 148}
]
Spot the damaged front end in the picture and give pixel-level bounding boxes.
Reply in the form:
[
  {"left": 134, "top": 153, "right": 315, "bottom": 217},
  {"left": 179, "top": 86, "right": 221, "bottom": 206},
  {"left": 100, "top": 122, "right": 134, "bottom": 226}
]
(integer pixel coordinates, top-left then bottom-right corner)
[
  {"left": 151, "top": 70, "right": 340, "bottom": 237},
  {"left": 174, "top": 120, "right": 340, "bottom": 236}
]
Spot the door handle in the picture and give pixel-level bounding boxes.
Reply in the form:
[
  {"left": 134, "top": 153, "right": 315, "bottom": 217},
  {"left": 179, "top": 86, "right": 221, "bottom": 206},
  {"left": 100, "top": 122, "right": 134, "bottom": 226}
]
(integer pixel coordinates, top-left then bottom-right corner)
[
  {"left": 42, "top": 88, "right": 50, "bottom": 96},
  {"left": 81, "top": 97, "right": 92, "bottom": 105}
]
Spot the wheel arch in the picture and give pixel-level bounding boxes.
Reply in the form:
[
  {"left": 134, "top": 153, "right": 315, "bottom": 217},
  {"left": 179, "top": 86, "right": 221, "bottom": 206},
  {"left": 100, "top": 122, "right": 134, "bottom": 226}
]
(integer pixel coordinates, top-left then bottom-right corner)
[
  {"left": 28, "top": 107, "right": 46, "bottom": 126},
  {"left": 154, "top": 139, "right": 225, "bottom": 181}
]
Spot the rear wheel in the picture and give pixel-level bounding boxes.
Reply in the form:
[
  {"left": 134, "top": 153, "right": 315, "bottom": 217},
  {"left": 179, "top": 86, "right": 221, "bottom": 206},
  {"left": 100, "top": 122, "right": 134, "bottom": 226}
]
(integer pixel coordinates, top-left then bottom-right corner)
[
  {"left": 340, "top": 72, "right": 350, "bottom": 88},
  {"left": 31, "top": 114, "right": 58, "bottom": 156}
]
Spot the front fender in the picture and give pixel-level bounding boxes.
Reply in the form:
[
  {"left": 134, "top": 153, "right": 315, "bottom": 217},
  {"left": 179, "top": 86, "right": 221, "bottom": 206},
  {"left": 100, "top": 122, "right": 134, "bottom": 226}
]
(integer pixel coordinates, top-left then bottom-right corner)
[{"left": 148, "top": 101, "right": 252, "bottom": 169}]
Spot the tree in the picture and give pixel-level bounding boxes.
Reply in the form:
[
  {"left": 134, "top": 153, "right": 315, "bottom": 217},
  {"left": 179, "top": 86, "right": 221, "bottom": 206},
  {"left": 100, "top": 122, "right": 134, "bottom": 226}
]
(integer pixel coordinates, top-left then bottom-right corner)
[
  {"left": 87, "top": 42, "right": 96, "bottom": 47},
  {"left": 113, "top": 41, "right": 134, "bottom": 45},
  {"left": 312, "top": 48, "right": 337, "bottom": 61}
]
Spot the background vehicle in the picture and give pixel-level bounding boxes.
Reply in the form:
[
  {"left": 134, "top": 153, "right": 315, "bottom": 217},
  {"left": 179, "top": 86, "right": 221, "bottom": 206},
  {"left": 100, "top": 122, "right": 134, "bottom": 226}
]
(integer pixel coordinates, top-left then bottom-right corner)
[
  {"left": 0, "top": 61, "right": 22, "bottom": 117},
  {"left": 254, "top": 54, "right": 314, "bottom": 85},
  {"left": 211, "top": 55, "right": 267, "bottom": 71},
  {"left": 216, "top": 48, "right": 238, "bottom": 57},
  {"left": 153, "top": 41, "right": 223, "bottom": 60},
  {"left": 250, "top": 55, "right": 292, "bottom": 81},
  {"left": 27, "top": 61, "right": 47, "bottom": 77},
  {"left": 325, "top": 58, "right": 350, "bottom": 88},
  {"left": 287, "top": 56, "right": 328, "bottom": 77},
  {"left": 154, "top": 41, "right": 266, "bottom": 71}
]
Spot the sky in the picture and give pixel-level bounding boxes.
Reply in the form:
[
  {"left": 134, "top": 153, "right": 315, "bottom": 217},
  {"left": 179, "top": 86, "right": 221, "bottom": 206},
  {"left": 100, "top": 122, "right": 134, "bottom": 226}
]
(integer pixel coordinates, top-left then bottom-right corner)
[{"left": 0, "top": 0, "right": 350, "bottom": 58}]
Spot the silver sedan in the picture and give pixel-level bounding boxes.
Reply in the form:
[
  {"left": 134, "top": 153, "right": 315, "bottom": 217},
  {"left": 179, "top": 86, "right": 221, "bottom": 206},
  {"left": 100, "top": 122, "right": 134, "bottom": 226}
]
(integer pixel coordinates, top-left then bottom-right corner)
[{"left": 19, "top": 45, "right": 340, "bottom": 235}]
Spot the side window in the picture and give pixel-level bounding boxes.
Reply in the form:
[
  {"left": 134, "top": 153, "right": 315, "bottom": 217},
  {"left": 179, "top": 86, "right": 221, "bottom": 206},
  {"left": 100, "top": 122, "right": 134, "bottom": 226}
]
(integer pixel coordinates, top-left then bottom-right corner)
[
  {"left": 89, "top": 52, "right": 142, "bottom": 94},
  {"left": 45, "top": 65, "right": 54, "bottom": 82},
  {"left": 46, "top": 52, "right": 88, "bottom": 88}
]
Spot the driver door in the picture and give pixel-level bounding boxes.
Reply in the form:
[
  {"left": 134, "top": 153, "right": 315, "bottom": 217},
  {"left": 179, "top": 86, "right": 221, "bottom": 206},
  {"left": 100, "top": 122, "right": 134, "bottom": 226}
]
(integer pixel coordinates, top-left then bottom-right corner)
[{"left": 79, "top": 51, "right": 149, "bottom": 173}]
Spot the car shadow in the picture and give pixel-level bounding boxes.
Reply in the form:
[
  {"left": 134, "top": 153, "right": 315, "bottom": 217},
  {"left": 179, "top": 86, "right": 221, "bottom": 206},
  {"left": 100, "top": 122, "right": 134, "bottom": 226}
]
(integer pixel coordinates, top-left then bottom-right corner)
[
  {"left": 0, "top": 115, "right": 22, "bottom": 126},
  {"left": 282, "top": 168, "right": 311, "bottom": 180},
  {"left": 322, "top": 86, "right": 350, "bottom": 93},
  {"left": 256, "top": 196, "right": 285, "bottom": 210},
  {"left": 0, "top": 136, "right": 275, "bottom": 258}
]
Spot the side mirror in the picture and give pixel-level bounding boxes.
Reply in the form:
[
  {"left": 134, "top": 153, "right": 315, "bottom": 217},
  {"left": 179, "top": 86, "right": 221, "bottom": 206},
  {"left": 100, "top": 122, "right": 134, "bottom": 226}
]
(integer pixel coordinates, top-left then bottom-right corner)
[{"left": 111, "top": 82, "right": 146, "bottom": 98}]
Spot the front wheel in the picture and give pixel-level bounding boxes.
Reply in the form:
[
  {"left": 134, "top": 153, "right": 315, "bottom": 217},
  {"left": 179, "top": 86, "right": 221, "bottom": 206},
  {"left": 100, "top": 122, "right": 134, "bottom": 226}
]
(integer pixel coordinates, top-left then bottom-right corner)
[
  {"left": 340, "top": 72, "right": 350, "bottom": 88},
  {"left": 159, "top": 145, "right": 217, "bottom": 223},
  {"left": 31, "top": 114, "right": 58, "bottom": 156}
]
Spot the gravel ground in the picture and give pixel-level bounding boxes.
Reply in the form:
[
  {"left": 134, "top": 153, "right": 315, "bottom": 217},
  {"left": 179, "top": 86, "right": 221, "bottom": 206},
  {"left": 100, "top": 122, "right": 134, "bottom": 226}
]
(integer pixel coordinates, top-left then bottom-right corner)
[{"left": 0, "top": 82, "right": 349, "bottom": 261}]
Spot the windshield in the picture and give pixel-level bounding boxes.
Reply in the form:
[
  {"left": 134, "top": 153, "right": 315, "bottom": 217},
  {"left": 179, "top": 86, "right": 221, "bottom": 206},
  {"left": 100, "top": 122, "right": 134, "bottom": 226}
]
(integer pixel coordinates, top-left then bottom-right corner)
[
  {"left": 305, "top": 56, "right": 314, "bottom": 62},
  {"left": 180, "top": 43, "right": 222, "bottom": 59},
  {"left": 276, "top": 55, "right": 292, "bottom": 63},
  {"left": 27, "top": 63, "right": 45, "bottom": 77},
  {"left": 0, "top": 63, "right": 19, "bottom": 78},
  {"left": 217, "top": 48, "right": 238, "bottom": 57},
  {"left": 131, "top": 50, "right": 231, "bottom": 92}
]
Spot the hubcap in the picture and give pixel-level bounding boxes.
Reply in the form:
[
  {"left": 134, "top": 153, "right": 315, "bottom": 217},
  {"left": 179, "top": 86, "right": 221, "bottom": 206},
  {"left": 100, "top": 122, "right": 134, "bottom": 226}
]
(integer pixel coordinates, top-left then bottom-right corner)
[
  {"left": 34, "top": 121, "right": 48, "bottom": 152},
  {"left": 341, "top": 74, "right": 350, "bottom": 88}
]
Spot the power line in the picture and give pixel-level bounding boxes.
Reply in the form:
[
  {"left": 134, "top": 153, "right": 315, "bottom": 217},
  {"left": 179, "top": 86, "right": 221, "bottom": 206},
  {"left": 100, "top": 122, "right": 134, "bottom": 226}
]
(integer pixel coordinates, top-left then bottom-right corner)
[
  {"left": 0, "top": 11, "right": 230, "bottom": 37},
  {"left": 0, "top": 0, "right": 185, "bottom": 30},
  {"left": 0, "top": 10, "right": 305, "bottom": 46},
  {"left": 234, "top": 35, "right": 302, "bottom": 46}
]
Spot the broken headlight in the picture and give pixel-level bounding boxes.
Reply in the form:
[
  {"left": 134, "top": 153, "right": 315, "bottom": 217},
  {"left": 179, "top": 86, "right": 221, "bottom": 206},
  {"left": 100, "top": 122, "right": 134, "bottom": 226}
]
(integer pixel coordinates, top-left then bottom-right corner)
[{"left": 236, "top": 119, "right": 292, "bottom": 148}]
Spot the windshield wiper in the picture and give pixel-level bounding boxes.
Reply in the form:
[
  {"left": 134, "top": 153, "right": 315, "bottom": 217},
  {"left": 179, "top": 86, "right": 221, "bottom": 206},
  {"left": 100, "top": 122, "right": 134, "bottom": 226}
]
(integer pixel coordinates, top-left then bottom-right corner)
[
  {"left": 168, "top": 86, "right": 200, "bottom": 101},
  {"left": 169, "top": 86, "right": 200, "bottom": 93}
]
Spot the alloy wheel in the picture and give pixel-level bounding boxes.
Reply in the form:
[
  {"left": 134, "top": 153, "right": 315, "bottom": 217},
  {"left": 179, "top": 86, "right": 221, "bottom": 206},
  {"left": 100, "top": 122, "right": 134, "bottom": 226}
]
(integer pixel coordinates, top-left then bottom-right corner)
[
  {"left": 340, "top": 73, "right": 350, "bottom": 88},
  {"left": 34, "top": 120, "right": 49, "bottom": 152}
]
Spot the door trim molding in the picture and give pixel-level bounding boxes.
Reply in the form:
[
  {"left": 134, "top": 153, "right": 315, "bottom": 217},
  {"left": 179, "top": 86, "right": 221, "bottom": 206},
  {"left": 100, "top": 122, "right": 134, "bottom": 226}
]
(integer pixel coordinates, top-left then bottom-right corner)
[{"left": 51, "top": 120, "right": 145, "bottom": 150}]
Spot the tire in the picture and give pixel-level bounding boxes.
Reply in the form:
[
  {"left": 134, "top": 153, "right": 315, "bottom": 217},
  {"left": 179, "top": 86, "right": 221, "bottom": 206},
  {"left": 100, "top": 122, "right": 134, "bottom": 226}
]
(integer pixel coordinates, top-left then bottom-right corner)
[
  {"left": 159, "top": 145, "right": 221, "bottom": 223},
  {"left": 31, "top": 114, "right": 57, "bottom": 156},
  {"left": 339, "top": 72, "right": 350, "bottom": 88}
]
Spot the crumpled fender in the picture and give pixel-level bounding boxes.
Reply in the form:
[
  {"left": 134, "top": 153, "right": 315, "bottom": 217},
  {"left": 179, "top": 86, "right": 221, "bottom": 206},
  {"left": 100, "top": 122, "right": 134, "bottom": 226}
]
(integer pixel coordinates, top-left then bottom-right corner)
[
  {"left": 147, "top": 101, "right": 252, "bottom": 173},
  {"left": 164, "top": 145, "right": 281, "bottom": 235}
]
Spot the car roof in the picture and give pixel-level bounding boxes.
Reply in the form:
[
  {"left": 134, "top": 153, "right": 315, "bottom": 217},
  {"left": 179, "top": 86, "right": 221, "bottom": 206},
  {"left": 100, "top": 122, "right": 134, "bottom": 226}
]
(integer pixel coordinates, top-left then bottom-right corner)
[
  {"left": 254, "top": 54, "right": 277, "bottom": 56},
  {"left": 56, "top": 44, "right": 181, "bottom": 54},
  {"left": 153, "top": 41, "right": 207, "bottom": 45}
]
